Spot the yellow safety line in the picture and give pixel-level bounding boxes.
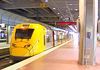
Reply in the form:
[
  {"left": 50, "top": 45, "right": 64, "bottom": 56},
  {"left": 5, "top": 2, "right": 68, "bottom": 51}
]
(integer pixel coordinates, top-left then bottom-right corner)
[{"left": 2, "top": 40, "right": 71, "bottom": 70}]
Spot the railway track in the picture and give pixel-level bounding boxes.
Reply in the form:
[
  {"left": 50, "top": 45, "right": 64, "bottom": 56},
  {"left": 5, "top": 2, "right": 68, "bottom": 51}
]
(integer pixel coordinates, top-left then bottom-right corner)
[
  {"left": 0, "top": 48, "right": 14, "bottom": 69},
  {"left": 0, "top": 56, "right": 13, "bottom": 69},
  {"left": 0, "top": 48, "right": 28, "bottom": 69},
  {"left": 0, "top": 54, "right": 28, "bottom": 69}
]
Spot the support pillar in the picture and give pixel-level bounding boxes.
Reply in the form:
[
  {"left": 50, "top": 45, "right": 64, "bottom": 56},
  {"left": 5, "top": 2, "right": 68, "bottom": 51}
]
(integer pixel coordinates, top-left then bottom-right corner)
[{"left": 79, "top": 0, "right": 98, "bottom": 65}]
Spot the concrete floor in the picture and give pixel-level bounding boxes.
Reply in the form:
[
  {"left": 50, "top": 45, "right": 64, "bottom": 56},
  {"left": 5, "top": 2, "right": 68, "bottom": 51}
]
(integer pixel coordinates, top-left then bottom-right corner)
[{"left": 18, "top": 41, "right": 100, "bottom": 70}]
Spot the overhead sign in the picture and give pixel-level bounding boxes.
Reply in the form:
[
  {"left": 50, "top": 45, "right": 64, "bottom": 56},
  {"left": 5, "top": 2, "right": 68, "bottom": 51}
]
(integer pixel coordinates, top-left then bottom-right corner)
[
  {"left": 40, "top": 2, "right": 48, "bottom": 8},
  {"left": 57, "top": 22, "right": 76, "bottom": 26}
]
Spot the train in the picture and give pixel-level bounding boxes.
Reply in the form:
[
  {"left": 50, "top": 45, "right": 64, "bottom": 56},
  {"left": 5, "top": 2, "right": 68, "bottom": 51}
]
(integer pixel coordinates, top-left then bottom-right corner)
[{"left": 9, "top": 23, "right": 68, "bottom": 61}]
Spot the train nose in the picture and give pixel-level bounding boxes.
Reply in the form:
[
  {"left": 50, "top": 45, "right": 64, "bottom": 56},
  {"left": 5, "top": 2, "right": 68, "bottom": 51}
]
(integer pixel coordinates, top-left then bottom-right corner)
[
  {"left": 12, "top": 42, "right": 30, "bottom": 48},
  {"left": 10, "top": 48, "right": 30, "bottom": 56}
]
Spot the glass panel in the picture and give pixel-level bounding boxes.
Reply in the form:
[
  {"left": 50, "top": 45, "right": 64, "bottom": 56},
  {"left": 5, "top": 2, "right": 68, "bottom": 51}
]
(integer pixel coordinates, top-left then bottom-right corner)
[
  {"left": 46, "top": 29, "right": 53, "bottom": 49},
  {"left": 15, "top": 29, "right": 34, "bottom": 39},
  {"left": 0, "top": 24, "right": 7, "bottom": 42}
]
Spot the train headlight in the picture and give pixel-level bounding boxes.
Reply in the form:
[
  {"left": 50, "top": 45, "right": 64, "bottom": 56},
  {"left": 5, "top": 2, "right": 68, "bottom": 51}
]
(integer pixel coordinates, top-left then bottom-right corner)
[
  {"left": 12, "top": 43, "right": 16, "bottom": 47},
  {"left": 24, "top": 44, "right": 30, "bottom": 48}
]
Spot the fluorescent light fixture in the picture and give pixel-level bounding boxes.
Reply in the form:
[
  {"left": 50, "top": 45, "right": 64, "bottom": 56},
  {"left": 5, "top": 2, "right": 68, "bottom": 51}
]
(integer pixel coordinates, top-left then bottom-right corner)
[
  {"left": 57, "top": 13, "right": 60, "bottom": 14},
  {"left": 75, "top": 9, "right": 78, "bottom": 11},
  {"left": 53, "top": 8, "right": 56, "bottom": 10},
  {"left": 68, "top": 4, "right": 73, "bottom": 5},
  {"left": 45, "top": 0, "right": 48, "bottom": 2}
]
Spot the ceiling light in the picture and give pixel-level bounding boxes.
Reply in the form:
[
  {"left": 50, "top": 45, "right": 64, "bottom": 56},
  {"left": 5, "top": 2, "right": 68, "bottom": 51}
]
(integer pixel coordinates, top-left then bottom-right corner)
[
  {"left": 57, "top": 13, "right": 60, "bottom": 14},
  {"left": 75, "top": 9, "right": 78, "bottom": 11},
  {"left": 45, "top": 0, "right": 48, "bottom": 2},
  {"left": 68, "top": 4, "right": 73, "bottom": 5},
  {"left": 53, "top": 8, "right": 56, "bottom": 10}
]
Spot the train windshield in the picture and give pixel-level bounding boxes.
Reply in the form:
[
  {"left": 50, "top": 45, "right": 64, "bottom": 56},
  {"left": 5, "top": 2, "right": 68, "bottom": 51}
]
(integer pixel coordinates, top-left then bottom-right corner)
[{"left": 15, "top": 29, "right": 34, "bottom": 39}]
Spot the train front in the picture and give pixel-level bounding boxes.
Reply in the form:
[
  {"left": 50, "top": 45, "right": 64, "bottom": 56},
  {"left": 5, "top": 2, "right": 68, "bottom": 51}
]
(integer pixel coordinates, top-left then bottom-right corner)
[{"left": 10, "top": 24, "right": 34, "bottom": 60}]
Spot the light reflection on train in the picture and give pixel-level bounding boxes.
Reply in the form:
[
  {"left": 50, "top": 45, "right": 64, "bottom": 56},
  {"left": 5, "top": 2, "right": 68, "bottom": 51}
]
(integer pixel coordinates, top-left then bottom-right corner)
[{"left": 9, "top": 23, "right": 68, "bottom": 60}]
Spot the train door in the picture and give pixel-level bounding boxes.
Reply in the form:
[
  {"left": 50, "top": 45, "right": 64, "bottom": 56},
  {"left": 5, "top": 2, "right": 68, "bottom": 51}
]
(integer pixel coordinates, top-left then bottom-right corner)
[
  {"left": 45, "top": 29, "right": 53, "bottom": 49},
  {"left": 53, "top": 31, "right": 58, "bottom": 46},
  {"left": 57, "top": 31, "right": 62, "bottom": 45},
  {"left": 64, "top": 32, "right": 68, "bottom": 42},
  {"left": 60, "top": 32, "right": 66, "bottom": 43}
]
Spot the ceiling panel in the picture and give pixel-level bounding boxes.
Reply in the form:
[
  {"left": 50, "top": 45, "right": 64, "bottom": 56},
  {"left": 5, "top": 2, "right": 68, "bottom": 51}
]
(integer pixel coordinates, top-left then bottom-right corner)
[
  {"left": 43, "top": 0, "right": 79, "bottom": 21},
  {"left": 0, "top": 0, "right": 100, "bottom": 26}
]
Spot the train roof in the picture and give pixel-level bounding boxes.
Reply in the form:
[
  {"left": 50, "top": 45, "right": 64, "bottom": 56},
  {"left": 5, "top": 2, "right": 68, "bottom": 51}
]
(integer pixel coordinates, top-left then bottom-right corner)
[
  {"left": 14, "top": 23, "right": 66, "bottom": 32},
  {"left": 51, "top": 27, "right": 66, "bottom": 32}
]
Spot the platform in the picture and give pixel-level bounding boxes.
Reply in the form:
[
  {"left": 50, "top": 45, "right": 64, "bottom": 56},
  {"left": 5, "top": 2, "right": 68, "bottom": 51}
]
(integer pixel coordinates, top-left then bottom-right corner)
[
  {"left": 2, "top": 40, "right": 100, "bottom": 70},
  {"left": 18, "top": 41, "right": 100, "bottom": 70}
]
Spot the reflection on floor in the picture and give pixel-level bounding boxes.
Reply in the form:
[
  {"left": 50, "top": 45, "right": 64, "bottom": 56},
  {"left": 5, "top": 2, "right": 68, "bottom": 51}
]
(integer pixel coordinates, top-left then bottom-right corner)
[{"left": 16, "top": 41, "right": 100, "bottom": 70}]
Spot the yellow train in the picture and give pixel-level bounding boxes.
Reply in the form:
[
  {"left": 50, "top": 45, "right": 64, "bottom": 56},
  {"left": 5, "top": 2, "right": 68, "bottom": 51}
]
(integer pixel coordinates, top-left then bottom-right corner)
[{"left": 10, "top": 23, "right": 67, "bottom": 60}]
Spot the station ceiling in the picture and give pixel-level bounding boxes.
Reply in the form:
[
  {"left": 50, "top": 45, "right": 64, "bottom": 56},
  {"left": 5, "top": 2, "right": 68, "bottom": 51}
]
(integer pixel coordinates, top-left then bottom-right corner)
[{"left": 0, "top": 0, "right": 100, "bottom": 28}]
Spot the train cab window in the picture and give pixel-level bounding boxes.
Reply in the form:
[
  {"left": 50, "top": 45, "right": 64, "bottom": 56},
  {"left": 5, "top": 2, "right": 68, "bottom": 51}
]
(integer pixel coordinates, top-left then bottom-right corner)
[{"left": 15, "top": 29, "right": 34, "bottom": 39}]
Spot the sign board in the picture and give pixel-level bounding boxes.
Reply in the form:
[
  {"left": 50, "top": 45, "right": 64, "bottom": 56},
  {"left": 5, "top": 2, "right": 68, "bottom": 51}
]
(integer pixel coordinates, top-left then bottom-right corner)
[
  {"left": 40, "top": 2, "right": 48, "bottom": 8},
  {"left": 57, "top": 22, "right": 76, "bottom": 26}
]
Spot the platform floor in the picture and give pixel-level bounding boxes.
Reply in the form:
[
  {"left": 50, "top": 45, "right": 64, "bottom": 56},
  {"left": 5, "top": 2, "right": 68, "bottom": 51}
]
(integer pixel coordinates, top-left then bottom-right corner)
[{"left": 18, "top": 41, "right": 100, "bottom": 70}]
